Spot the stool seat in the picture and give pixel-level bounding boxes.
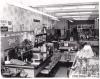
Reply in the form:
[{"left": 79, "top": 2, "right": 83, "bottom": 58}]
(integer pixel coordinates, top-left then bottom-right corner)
[
  {"left": 40, "top": 69, "right": 50, "bottom": 74},
  {"left": 45, "top": 65, "right": 50, "bottom": 69}
]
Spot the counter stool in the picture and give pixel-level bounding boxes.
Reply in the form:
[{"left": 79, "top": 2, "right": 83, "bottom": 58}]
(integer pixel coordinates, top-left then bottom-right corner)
[{"left": 40, "top": 69, "right": 50, "bottom": 77}]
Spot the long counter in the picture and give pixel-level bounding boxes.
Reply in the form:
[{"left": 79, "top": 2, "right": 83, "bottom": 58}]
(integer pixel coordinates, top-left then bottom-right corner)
[
  {"left": 3, "top": 55, "right": 52, "bottom": 78},
  {"left": 3, "top": 64, "right": 35, "bottom": 78}
]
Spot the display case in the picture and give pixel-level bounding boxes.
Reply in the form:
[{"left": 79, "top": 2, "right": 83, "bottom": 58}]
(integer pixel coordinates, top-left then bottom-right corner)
[{"left": 70, "top": 58, "right": 99, "bottom": 78}]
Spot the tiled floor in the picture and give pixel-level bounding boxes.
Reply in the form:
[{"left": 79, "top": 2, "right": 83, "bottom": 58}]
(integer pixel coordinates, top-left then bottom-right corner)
[{"left": 55, "top": 66, "right": 68, "bottom": 77}]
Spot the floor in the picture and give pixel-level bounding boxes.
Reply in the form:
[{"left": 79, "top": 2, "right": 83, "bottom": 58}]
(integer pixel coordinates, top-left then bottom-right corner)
[
  {"left": 55, "top": 66, "right": 67, "bottom": 77},
  {"left": 36, "top": 62, "right": 73, "bottom": 77},
  {"left": 55, "top": 62, "right": 73, "bottom": 77}
]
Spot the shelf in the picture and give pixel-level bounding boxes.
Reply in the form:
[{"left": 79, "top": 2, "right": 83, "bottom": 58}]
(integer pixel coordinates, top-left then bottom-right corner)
[
  {"left": 1, "top": 31, "right": 34, "bottom": 38},
  {"left": 36, "top": 33, "right": 46, "bottom": 37},
  {"left": 34, "top": 41, "right": 45, "bottom": 47}
]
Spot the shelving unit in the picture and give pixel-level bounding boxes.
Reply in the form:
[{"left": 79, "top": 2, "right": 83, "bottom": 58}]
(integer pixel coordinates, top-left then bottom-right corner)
[
  {"left": 76, "top": 24, "right": 99, "bottom": 41},
  {"left": 32, "top": 32, "right": 48, "bottom": 67},
  {"left": 34, "top": 33, "right": 47, "bottom": 47},
  {"left": 35, "top": 33, "right": 47, "bottom": 37}
]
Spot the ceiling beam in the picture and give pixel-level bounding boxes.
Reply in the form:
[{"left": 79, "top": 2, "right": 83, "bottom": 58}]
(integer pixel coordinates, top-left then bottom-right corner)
[
  {"left": 46, "top": 9, "right": 98, "bottom": 13},
  {"left": 31, "top": 2, "right": 99, "bottom": 8}
]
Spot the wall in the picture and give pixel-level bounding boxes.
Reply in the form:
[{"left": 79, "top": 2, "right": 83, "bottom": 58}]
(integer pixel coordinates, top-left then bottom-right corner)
[
  {"left": 69, "top": 20, "right": 95, "bottom": 25},
  {"left": 0, "top": 3, "right": 53, "bottom": 49},
  {"left": 0, "top": 4, "right": 53, "bottom": 59},
  {"left": 53, "top": 19, "right": 68, "bottom": 38},
  {"left": 54, "top": 19, "right": 68, "bottom": 29},
  {"left": 0, "top": 4, "right": 53, "bottom": 32},
  {"left": 42, "top": 16, "right": 53, "bottom": 28}
]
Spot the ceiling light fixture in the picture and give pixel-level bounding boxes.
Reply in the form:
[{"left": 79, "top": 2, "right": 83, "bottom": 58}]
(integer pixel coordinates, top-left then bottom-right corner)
[
  {"left": 56, "top": 12, "right": 93, "bottom": 16},
  {"left": 62, "top": 5, "right": 95, "bottom": 9},
  {"left": 77, "top": 5, "right": 95, "bottom": 9},
  {"left": 73, "top": 17, "right": 91, "bottom": 20},
  {"left": 61, "top": 15, "right": 91, "bottom": 18},
  {"left": 45, "top": 5, "right": 96, "bottom": 11},
  {"left": 45, "top": 7, "right": 60, "bottom": 11}
]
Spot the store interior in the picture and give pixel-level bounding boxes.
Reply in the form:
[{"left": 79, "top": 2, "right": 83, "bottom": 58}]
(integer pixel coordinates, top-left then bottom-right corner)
[{"left": 0, "top": 0, "right": 99, "bottom": 78}]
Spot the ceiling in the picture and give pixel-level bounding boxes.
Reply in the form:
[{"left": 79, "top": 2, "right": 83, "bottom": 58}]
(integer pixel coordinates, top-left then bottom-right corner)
[{"left": 6, "top": 0, "right": 99, "bottom": 20}]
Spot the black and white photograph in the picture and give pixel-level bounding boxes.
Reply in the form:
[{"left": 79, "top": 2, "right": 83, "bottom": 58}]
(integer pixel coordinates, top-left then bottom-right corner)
[{"left": 0, "top": 0, "right": 99, "bottom": 78}]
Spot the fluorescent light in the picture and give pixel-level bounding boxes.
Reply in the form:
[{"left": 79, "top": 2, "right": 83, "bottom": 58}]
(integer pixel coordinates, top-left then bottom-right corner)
[
  {"left": 6, "top": 1, "right": 58, "bottom": 20},
  {"left": 73, "top": 17, "right": 96, "bottom": 20},
  {"left": 61, "top": 15, "right": 98, "bottom": 19},
  {"left": 77, "top": 5, "right": 95, "bottom": 9},
  {"left": 73, "top": 17, "right": 90, "bottom": 20},
  {"left": 56, "top": 12, "right": 94, "bottom": 16},
  {"left": 62, "top": 15, "right": 91, "bottom": 18},
  {"left": 45, "top": 5, "right": 96, "bottom": 11},
  {"left": 45, "top": 7, "right": 60, "bottom": 11},
  {"left": 62, "top": 5, "right": 95, "bottom": 9}
]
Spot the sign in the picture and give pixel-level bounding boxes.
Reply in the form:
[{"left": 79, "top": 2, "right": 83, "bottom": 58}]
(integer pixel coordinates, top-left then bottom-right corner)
[
  {"left": 33, "top": 19, "right": 40, "bottom": 22},
  {"left": 0, "top": 20, "right": 13, "bottom": 32},
  {"left": 0, "top": 26, "right": 8, "bottom": 32}
]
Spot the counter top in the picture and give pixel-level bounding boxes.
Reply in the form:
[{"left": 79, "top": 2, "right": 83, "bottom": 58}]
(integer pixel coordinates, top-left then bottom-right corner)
[
  {"left": 79, "top": 41, "right": 99, "bottom": 46},
  {"left": 4, "top": 64, "right": 34, "bottom": 69}
]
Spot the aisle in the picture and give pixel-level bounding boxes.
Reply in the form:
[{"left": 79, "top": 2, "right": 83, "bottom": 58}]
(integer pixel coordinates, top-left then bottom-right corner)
[
  {"left": 55, "top": 66, "right": 67, "bottom": 77},
  {"left": 55, "top": 62, "right": 73, "bottom": 77}
]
